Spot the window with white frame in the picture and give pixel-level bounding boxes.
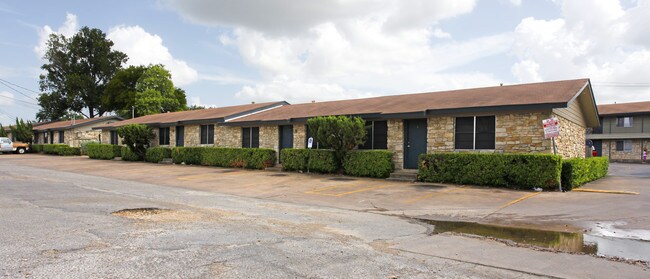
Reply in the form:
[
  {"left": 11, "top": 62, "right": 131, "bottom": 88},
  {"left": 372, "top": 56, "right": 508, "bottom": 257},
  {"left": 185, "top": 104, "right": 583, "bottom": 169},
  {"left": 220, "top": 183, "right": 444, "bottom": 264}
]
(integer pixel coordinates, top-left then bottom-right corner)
[
  {"left": 455, "top": 116, "right": 495, "bottom": 150},
  {"left": 616, "top": 117, "right": 633, "bottom": 127},
  {"left": 615, "top": 140, "right": 632, "bottom": 152}
]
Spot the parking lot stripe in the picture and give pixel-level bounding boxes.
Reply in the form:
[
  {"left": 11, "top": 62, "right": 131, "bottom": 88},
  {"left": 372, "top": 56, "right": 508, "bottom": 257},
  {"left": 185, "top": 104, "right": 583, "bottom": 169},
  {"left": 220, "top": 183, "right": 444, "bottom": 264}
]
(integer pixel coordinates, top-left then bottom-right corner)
[
  {"left": 572, "top": 188, "right": 639, "bottom": 195},
  {"left": 498, "top": 192, "right": 541, "bottom": 210}
]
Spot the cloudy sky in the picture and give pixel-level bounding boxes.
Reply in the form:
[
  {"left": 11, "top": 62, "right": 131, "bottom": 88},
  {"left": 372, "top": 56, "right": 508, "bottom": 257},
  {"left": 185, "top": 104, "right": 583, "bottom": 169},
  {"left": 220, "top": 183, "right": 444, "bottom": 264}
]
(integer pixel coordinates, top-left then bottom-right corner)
[{"left": 1, "top": 0, "right": 649, "bottom": 124}]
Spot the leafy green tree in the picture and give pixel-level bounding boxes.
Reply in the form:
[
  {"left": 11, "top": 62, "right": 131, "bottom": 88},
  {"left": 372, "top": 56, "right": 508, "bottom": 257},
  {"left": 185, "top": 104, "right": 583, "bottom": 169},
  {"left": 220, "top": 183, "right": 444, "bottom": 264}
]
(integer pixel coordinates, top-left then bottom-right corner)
[
  {"left": 104, "top": 64, "right": 187, "bottom": 117},
  {"left": 188, "top": 104, "right": 206, "bottom": 110},
  {"left": 0, "top": 124, "right": 8, "bottom": 137},
  {"left": 306, "top": 115, "right": 366, "bottom": 168},
  {"left": 102, "top": 65, "right": 147, "bottom": 118},
  {"left": 38, "top": 26, "right": 128, "bottom": 120},
  {"left": 9, "top": 118, "right": 34, "bottom": 143},
  {"left": 117, "top": 124, "right": 154, "bottom": 160}
]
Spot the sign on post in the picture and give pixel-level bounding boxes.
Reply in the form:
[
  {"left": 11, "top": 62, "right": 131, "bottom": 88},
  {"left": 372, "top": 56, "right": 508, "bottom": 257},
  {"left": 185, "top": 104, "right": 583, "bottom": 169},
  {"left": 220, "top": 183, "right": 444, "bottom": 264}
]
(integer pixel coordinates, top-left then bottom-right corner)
[
  {"left": 307, "top": 137, "right": 314, "bottom": 149},
  {"left": 542, "top": 117, "right": 560, "bottom": 139}
]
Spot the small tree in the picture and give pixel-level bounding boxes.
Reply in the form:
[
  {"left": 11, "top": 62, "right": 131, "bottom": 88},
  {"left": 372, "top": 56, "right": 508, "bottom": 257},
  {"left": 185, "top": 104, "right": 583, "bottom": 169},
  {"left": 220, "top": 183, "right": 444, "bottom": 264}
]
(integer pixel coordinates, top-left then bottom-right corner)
[
  {"left": 306, "top": 115, "right": 366, "bottom": 168},
  {"left": 0, "top": 124, "right": 7, "bottom": 137},
  {"left": 117, "top": 124, "right": 154, "bottom": 160},
  {"left": 10, "top": 118, "right": 34, "bottom": 143}
]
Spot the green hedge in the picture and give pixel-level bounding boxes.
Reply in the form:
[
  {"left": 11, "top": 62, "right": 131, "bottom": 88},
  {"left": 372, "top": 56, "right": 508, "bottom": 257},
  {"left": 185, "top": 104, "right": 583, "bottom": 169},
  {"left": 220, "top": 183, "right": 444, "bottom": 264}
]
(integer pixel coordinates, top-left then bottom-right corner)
[
  {"left": 343, "top": 150, "right": 394, "bottom": 178},
  {"left": 145, "top": 147, "right": 172, "bottom": 163},
  {"left": 281, "top": 149, "right": 338, "bottom": 173},
  {"left": 561, "top": 157, "right": 609, "bottom": 190},
  {"left": 86, "top": 144, "right": 120, "bottom": 160},
  {"left": 171, "top": 147, "right": 275, "bottom": 169},
  {"left": 43, "top": 144, "right": 68, "bottom": 155},
  {"left": 55, "top": 146, "right": 81, "bottom": 156},
  {"left": 121, "top": 146, "right": 142, "bottom": 161},
  {"left": 419, "top": 153, "right": 562, "bottom": 190},
  {"left": 31, "top": 144, "right": 44, "bottom": 153}
]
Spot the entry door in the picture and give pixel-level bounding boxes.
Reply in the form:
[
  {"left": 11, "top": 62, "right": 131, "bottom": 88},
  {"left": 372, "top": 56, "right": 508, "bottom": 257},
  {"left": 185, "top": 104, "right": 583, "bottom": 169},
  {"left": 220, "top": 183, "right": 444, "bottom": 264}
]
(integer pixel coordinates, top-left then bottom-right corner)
[
  {"left": 279, "top": 125, "right": 293, "bottom": 163},
  {"left": 404, "top": 119, "right": 427, "bottom": 169},
  {"left": 593, "top": 140, "right": 602, "bottom": 157},
  {"left": 175, "top": 126, "right": 184, "bottom": 147}
]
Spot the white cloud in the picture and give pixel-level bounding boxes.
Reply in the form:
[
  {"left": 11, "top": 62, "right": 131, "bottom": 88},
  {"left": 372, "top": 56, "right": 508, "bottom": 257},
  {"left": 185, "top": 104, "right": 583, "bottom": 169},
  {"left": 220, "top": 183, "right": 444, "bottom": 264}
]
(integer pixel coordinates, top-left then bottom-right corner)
[
  {"left": 170, "top": 0, "right": 517, "bottom": 104},
  {"left": 0, "top": 91, "right": 15, "bottom": 106},
  {"left": 34, "top": 13, "right": 78, "bottom": 58},
  {"left": 510, "top": 0, "right": 522, "bottom": 7},
  {"left": 511, "top": 0, "right": 650, "bottom": 104},
  {"left": 107, "top": 25, "right": 199, "bottom": 86},
  {"left": 189, "top": 96, "right": 217, "bottom": 108}
]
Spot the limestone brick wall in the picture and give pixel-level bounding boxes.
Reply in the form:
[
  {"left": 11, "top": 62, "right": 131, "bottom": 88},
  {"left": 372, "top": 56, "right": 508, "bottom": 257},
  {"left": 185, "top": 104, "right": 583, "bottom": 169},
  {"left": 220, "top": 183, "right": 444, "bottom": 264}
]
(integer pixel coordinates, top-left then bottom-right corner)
[
  {"left": 168, "top": 126, "right": 176, "bottom": 147},
  {"left": 602, "top": 139, "right": 648, "bottom": 162},
  {"left": 293, "top": 124, "right": 306, "bottom": 149},
  {"left": 259, "top": 125, "right": 279, "bottom": 152},
  {"left": 552, "top": 114, "right": 586, "bottom": 158},
  {"left": 215, "top": 126, "right": 241, "bottom": 147},
  {"left": 184, "top": 125, "right": 201, "bottom": 146},
  {"left": 427, "top": 116, "right": 454, "bottom": 152},
  {"left": 100, "top": 130, "right": 110, "bottom": 144},
  {"left": 150, "top": 128, "right": 159, "bottom": 147},
  {"left": 387, "top": 119, "right": 404, "bottom": 170},
  {"left": 495, "top": 112, "right": 551, "bottom": 154},
  {"left": 64, "top": 129, "right": 101, "bottom": 147}
]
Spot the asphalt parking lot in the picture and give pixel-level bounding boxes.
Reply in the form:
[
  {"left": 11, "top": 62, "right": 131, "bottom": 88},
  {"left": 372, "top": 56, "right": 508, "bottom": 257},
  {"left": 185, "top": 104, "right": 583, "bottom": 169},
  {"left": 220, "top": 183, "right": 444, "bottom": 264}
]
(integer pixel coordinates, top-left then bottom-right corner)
[
  {"left": 2, "top": 154, "right": 650, "bottom": 278},
  {"left": 4, "top": 154, "right": 649, "bottom": 232}
]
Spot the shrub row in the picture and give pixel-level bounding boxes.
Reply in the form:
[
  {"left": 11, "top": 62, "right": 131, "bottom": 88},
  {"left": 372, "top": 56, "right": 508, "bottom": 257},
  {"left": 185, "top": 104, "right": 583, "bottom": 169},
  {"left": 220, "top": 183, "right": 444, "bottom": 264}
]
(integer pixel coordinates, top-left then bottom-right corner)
[
  {"left": 31, "top": 144, "right": 44, "bottom": 153},
  {"left": 418, "top": 153, "right": 563, "bottom": 190},
  {"left": 561, "top": 157, "right": 609, "bottom": 190},
  {"left": 280, "top": 149, "right": 394, "bottom": 178},
  {"left": 33, "top": 144, "right": 80, "bottom": 156},
  {"left": 121, "top": 146, "right": 142, "bottom": 161},
  {"left": 86, "top": 144, "right": 121, "bottom": 160},
  {"left": 281, "top": 149, "right": 338, "bottom": 173},
  {"left": 42, "top": 144, "right": 69, "bottom": 155},
  {"left": 171, "top": 147, "right": 276, "bottom": 169},
  {"left": 145, "top": 147, "right": 172, "bottom": 163}
]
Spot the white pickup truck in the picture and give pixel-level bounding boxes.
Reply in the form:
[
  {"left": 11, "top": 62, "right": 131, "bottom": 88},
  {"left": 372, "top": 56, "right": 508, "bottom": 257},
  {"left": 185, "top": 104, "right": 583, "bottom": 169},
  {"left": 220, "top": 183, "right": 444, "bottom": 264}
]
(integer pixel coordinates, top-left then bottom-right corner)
[{"left": 0, "top": 137, "right": 29, "bottom": 154}]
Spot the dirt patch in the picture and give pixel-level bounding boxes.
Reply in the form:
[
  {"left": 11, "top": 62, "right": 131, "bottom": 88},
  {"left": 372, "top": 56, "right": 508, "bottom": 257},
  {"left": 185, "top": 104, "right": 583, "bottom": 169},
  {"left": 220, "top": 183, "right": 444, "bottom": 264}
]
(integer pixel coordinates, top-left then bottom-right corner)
[{"left": 111, "top": 207, "right": 235, "bottom": 224}]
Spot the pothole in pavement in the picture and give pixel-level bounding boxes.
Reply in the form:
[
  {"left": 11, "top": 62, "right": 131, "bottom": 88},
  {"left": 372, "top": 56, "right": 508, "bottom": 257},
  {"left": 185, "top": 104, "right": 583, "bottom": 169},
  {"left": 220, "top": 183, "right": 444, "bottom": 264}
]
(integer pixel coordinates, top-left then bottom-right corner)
[
  {"left": 111, "top": 207, "right": 229, "bottom": 223},
  {"left": 329, "top": 177, "right": 356, "bottom": 181},
  {"left": 268, "top": 173, "right": 288, "bottom": 177},
  {"left": 418, "top": 218, "right": 650, "bottom": 266},
  {"left": 112, "top": 207, "right": 168, "bottom": 216}
]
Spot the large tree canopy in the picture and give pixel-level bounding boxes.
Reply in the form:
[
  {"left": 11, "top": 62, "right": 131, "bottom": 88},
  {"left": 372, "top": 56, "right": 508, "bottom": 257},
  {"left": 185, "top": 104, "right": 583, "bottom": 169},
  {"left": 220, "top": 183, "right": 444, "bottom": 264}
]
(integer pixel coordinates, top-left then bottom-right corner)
[
  {"left": 104, "top": 64, "right": 187, "bottom": 117},
  {"left": 37, "top": 26, "right": 127, "bottom": 121}
]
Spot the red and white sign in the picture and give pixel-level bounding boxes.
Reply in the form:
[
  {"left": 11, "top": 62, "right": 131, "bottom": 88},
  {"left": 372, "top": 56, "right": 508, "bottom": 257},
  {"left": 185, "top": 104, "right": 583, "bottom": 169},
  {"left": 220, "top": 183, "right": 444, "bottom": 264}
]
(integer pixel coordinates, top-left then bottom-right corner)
[{"left": 542, "top": 117, "right": 560, "bottom": 139}]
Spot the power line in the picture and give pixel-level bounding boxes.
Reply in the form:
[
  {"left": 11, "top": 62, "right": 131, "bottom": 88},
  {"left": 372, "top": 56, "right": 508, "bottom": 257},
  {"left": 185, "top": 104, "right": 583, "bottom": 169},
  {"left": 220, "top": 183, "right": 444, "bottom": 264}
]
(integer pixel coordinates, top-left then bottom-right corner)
[
  {"left": 0, "top": 78, "right": 41, "bottom": 94},
  {"left": 0, "top": 93, "right": 40, "bottom": 108},
  {"left": 0, "top": 79, "right": 39, "bottom": 102}
]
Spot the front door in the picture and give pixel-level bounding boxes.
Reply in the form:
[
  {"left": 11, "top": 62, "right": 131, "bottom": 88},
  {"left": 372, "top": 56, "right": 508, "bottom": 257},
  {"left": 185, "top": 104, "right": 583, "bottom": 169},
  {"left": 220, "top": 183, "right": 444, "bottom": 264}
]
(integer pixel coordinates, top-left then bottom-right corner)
[
  {"left": 175, "top": 126, "right": 184, "bottom": 147},
  {"left": 593, "top": 140, "right": 602, "bottom": 157},
  {"left": 279, "top": 125, "right": 293, "bottom": 163},
  {"left": 404, "top": 119, "right": 427, "bottom": 169}
]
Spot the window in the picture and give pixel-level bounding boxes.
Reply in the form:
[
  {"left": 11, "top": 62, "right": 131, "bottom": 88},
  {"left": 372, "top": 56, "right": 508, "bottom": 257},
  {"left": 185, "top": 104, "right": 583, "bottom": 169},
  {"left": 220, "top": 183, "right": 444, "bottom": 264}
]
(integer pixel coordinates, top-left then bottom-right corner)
[
  {"left": 616, "top": 117, "right": 633, "bottom": 127},
  {"left": 159, "top": 127, "right": 170, "bottom": 145},
  {"left": 242, "top": 127, "right": 259, "bottom": 148},
  {"left": 58, "top": 131, "right": 65, "bottom": 143},
  {"left": 454, "top": 116, "right": 495, "bottom": 150},
  {"left": 616, "top": 140, "right": 632, "bottom": 152},
  {"left": 34, "top": 133, "right": 39, "bottom": 144},
  {"left": 43, "top": 132, "right": 49, "bottom": 144},
  {"left": 110, "top": 131, "right": 118, "bottom": 145},
  {"left": 359, "top": 120, "right": 388, "bottom": 150},
  {"left": 200, "top": 124, "right": 214, "bottom": 145}
]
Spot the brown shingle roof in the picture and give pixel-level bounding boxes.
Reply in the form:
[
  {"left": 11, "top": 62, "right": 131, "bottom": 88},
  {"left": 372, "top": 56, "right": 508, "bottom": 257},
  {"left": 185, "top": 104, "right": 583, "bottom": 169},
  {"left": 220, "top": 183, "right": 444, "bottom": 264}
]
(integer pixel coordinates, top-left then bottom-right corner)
[
  {"left": 100, "top": 101, "right": 287, "bottom": 128},
  {"left": 597, "top": 101, "right": 650, "bottom": 116},
  {"left": 229, "top": 79, "right": 591, "bottom": 123},
  {"left": 33, "top": 116, "right": 122, "bottom": 131}
]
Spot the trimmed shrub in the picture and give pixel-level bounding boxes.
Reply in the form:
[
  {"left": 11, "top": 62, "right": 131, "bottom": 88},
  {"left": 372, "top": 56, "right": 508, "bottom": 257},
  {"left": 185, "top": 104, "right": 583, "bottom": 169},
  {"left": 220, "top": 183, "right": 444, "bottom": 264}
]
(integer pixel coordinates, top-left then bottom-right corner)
[
  {"left": 79, "top": 141, "right": 99, "bottom": 155},
  {"left": 31, "top": 144, "right": 44, "bottom": 153},
  {"left": 561, "top": 157, "right": 609, "bottom": 190},
  {"left": 281, "top": 149, "right": 337, "bottom": 173},
  {"left": 419, "top": 153, "right": 562, "bottom": 190},
  {"left": 86, "top": 144, "right": 119, "bottom": 160},
  {"left": 171, "top": 147, "right": 275, "bottom": 169},
  {"left": 43, "top": 144, "right": 68, "bottom": 155},
  {"left": 112, "top": 145, "right": 123, "bottom": 158},
  {"left": 56, "top": 146, "right": 81, "bottom": 156},
  {"left": 121, "top": 146, "right": 142, "bottom": 161},
  {"left": 343, "top": 150, "right": 394, "bottom": 178},
  {"left": 146, "top": 147, "right": 172, "bottom": 163}
]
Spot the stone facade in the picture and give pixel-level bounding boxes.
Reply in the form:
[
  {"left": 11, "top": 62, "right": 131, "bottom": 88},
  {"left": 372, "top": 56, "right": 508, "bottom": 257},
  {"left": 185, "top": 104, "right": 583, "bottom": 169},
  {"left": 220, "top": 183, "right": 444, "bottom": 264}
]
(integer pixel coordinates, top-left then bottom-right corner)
[
  {"left": 293, "top": 124, "right": 306, "bottom": 149},
  {"left": 427, "top": 116, "right": 454, "bottom": 152},
  {"left": 552, "top": 114, "right": 586, "bottom": 158},
  {"left": 387, "top": 119, "right": 404, "bottom": 170},
  {"left": 601, "top": 139, "right": 649, "bottom": 162},
  {"left": 185, "top": 125, "right": 201, "bottom": 146},
  {"left": 259, "top": 125, "right": 279, "bottom": 152},
  {"left": 495, "top": 112, "right": 551, "bottom": 154},
  {"left": 215, "top": 126, "right": 241, "bottom": 148}
]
